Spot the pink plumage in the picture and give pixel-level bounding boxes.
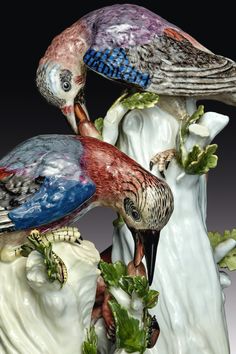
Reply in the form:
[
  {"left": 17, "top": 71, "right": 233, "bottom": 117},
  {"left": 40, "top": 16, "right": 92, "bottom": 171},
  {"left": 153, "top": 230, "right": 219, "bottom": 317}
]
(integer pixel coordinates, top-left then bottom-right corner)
[{"left": 36, "top": 4, "right": 236, "bottom": 134}]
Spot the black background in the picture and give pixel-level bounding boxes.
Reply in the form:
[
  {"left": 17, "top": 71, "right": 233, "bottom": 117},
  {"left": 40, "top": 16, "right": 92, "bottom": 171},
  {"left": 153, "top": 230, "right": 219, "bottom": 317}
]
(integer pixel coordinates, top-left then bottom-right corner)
[{"left": 0, "top": 0, "right": 235, "bottom": 349}]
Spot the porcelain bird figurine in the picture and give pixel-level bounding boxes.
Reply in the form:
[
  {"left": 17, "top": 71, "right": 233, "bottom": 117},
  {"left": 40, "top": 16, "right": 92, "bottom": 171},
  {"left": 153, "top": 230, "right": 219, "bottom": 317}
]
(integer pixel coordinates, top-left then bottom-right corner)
[
  {"left": 0, "top": 135, "right": 173, "bottom": 284},
  {"left": 37, "top": 4, "right": 236, "bottom": 134}
]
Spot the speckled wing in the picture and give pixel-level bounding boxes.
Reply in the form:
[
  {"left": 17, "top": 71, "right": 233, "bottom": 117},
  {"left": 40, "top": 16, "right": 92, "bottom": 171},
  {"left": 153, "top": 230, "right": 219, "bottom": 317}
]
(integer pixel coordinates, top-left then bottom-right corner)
[
  {"left": 84, "top": 24, "right": 236, "bottom": 96},
  {"left": 129, "top": 28, "right": 236, "bottom": 96},
  {"left": 0, "top": 170, "right": 95, "bottom": 233},
  {"left": 0, "top": 135, "right": 96, "bottom": 233},
  {"left": 0, "top": 171, "right": 43, "bottom": 232}
]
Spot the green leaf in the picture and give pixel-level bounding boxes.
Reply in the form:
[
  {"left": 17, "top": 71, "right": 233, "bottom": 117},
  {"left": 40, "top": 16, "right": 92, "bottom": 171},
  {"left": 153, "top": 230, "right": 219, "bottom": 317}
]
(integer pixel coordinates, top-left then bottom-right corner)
[
  {"left": 119, "top": 276, "right": 148, "bottom": 297},
  {"left": 186, "top": 105, "right": 205, "bottom": 126},
  {"left": 108, "top": 299, "right": 147, "bottom": 353},
  {"left": 176, "top": 142, "right": 186, "bottom": 167},
  {"left": 122, "top": 92, "right": 159, "bottom": 110},
  {"left": 183, "top": 144, "right": 218, "bottom": 175},
  {"left": 99, "top": 260, "right": 127, "bottom": 287},
  {"left": 219, "top": 248, "right": 236, "bottom": 271},
  {"left": 208, "top": 229, "right": 236, "bottom": 271},
  {"left": 180, "top": 105, "right": 205, "bottom": 139},
  {"left": 99, "top": 262, "right": 159, "bottom": 307},
  {"left": 120, "top": 275, "right": 148, "bottom": 296},
  {"left": 113, "top": 213, "right": 125, "bottom": 227},
  {"left": 175, "top": 105, "right": 219, "bottom": 175},
  {"left": 119, "top": 276, "right": 159, "bottom": 309},
  {"left": 183, "top": 145, "right": 202, "bottom": 168},
  {"left": 143, "top": 289, "right": 159, "bottom": 309},
  {"left": 98, "top": 261, "right": 160, "bottom": 351},
  {"left": 82, "top": 326, "right": 97, "bottom": 354},
  {"left": 208, "top": 231, "right": 224, "bottom": 249},
  {"left": 94, "top": 117, "right": 104, "bottom": 136}
]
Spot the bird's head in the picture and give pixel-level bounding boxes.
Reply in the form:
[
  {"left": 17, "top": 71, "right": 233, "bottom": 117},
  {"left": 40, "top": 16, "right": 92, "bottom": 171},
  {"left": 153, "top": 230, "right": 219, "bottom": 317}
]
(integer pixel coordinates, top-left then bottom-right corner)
[
  {"left": 80, "top": 136, "right": 174, "bottom": 285},
  {"left": 36, "top": 60, "right": 88, "bottom": 133},
  {"left": 117, "top": 175, "right": 174, "bottom": 285}
]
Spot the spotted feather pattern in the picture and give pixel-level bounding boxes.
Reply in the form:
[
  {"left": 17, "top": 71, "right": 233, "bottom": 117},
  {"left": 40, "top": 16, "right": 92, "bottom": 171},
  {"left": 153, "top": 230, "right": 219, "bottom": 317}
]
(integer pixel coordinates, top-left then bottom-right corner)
[
  {"left": 0, "top": 175, "right": 45, "bottom": 209},
  {"left": 0, "top": 175, "right": 44, "bottom": 232}
]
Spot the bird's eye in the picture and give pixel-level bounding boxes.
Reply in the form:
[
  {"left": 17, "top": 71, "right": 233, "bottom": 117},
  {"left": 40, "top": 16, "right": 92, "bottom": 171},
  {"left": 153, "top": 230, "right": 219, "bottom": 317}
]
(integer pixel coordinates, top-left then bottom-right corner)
[
  {"left": 124, "top": 197, "right": 141, "bottom": 222},
  {"left": 60, "top": 69, "right": 73, "bottom": 92},
  {"left": 131, "top": 209, "right": 140, "bottom": 221},
  {"left": 61, "top": 81, "right": 71, "bottom": 92}
]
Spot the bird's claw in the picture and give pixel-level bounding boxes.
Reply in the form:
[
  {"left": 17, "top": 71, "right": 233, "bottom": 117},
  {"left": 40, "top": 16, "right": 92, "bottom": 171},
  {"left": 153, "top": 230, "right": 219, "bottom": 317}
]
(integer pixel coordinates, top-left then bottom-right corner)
[
  {"left": 21, "top": 229, "right": 68, "bottom": 286},
  {"left": 42, "top": 226, "right": 83, "bottom": 245},
  {"left": 150, "top": 149, "right": 176, "bottom": 178},
  {"left": 107, "top": 323, "right": 116, "bottom": 342},
  {"left": 147, "top": 314, "right": 160, "bottom": 348}
]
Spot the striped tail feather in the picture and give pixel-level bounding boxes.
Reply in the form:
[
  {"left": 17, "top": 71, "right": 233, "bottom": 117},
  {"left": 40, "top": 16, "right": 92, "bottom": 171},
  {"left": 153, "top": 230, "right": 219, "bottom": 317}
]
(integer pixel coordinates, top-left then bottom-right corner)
[{"left": 0, "top": 207, "right": 15, "bottom": 233}]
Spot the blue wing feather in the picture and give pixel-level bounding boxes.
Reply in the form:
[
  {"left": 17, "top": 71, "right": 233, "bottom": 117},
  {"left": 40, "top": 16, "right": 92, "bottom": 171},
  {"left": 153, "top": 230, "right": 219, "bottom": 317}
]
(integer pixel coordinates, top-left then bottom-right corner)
[
  {"left": 0, "top": 135, "right": 96, "bottom": 233},
  {"left": 8, "top": 176, "right": 96, "bottom": 230},
  {"left": 83, "top": 47, "right": 150, "bottom": 88}
]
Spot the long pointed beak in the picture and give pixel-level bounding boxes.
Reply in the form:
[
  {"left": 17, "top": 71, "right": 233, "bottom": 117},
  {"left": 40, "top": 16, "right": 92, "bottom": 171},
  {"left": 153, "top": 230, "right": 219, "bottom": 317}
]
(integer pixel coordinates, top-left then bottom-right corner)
[
  {"left": 74, "top": 102, "right": 90, "bottom": 124},
  {"left": 130, "top": 228, "right": 160, "bottom": 285},
  {"left": 61, "top": 102, "right": 90, "bottom": 135},
  {"left": 61, "top": 102, "right": 78, "bottom": 134},
  {"left": 75, "top": 103, "right": 102, "bottom": 139},
  {"left": 142, "top": 230, "right": 160, "bottom": 285}
]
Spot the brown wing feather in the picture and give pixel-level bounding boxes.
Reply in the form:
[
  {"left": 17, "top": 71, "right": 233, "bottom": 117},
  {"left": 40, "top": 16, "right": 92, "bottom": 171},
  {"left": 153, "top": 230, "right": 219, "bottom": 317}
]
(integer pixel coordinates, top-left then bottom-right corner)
[{"left": 127, "top": 30, "right": 236, "bottom": 97}]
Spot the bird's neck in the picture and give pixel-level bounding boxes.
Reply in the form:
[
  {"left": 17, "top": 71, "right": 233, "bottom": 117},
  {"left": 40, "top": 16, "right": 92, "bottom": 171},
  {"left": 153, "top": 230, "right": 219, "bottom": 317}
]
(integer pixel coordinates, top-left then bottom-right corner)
[{"left": 80, "top": 137, "right": 144, "bottom": 209}]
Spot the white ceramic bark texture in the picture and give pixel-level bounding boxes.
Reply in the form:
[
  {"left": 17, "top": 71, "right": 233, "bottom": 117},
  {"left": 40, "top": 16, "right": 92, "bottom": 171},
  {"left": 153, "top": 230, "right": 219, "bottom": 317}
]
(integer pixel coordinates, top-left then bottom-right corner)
[
  {"left": 103, "top": 102, "right": 231, "bottom": 354},
  {"left": 0, "top": 240, "right": 100, "bottom": 354}
]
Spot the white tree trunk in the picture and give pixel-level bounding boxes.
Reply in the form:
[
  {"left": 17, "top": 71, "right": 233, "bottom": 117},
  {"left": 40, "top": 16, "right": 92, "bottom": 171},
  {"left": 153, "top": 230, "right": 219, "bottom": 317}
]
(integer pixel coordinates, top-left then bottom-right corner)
[
  {"left": 103, "top": 102, "right": 230, "bottom": 354},
  {"left": 0, "top": 240, "right": 100, "bottom": 354}
]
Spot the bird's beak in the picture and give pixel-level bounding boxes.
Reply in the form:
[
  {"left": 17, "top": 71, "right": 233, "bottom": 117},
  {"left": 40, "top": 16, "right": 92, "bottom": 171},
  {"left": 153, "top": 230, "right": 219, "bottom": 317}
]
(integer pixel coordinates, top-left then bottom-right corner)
[
  {"left": 61, "top": 102, "right": 78, "bottom": 134},
  {"left": 74, "top": 102, "right": 90, "bottom": 124},
  {"left": 130, "top": 228, "right": 160, "bottom": 286},
  {"left": 61, "top": 101, "right": 90, "bottom": 135}
]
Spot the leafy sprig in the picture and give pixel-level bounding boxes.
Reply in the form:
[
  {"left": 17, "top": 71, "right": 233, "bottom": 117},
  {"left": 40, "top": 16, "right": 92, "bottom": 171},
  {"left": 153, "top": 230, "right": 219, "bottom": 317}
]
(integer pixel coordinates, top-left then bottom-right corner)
[
  {"left": 208, "top": 229, "right": 236, "bottom": 271},
  {"left": 99, "top": 260, "right": 127, "bottom": 287},
  {"left": 94, "top": 117, "right": 104, "bottom": 136},
  {"left": 108, "top": 299, "right": 147, "bottom": 353},
  {"left": 121, "top": 92, "right": 159, "bottom": 110},
  {"left": 182, "top": 144, "right": 218, "bottom": 174},
  {"left": 119, "top": 276, "right": 159, "bottom": 309},
  {"left": 82, "top": 326, "right": 98, "bottom": 354},
  {"left": 176, "top": 105, "right": 218, "bottom": 175},
  {"left": 99, "top": 260, "right": 159, "bottom": 352}
]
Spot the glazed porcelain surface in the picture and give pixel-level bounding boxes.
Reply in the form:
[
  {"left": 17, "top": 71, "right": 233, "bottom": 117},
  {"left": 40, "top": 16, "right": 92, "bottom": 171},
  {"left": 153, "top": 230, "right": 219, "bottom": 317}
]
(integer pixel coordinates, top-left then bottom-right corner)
[{"left": 1, "top": 3, "right": 236, "bottom": 354}]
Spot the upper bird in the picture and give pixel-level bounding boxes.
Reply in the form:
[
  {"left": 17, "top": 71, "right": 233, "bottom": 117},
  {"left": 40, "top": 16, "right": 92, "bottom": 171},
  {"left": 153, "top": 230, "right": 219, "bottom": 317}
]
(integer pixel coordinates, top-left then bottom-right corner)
[
  {"left": 36, "top": 4, "right": 236, "bottom": 133},
  {"left": 0, "top": 135, "right": 173, "bottom": 284}
]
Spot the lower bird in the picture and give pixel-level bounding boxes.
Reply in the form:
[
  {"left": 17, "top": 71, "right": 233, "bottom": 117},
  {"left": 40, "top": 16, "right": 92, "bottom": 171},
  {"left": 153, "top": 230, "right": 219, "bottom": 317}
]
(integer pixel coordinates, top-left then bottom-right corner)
[{"left": 0, "top": 135, "right": 173, "bottom": 284}]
